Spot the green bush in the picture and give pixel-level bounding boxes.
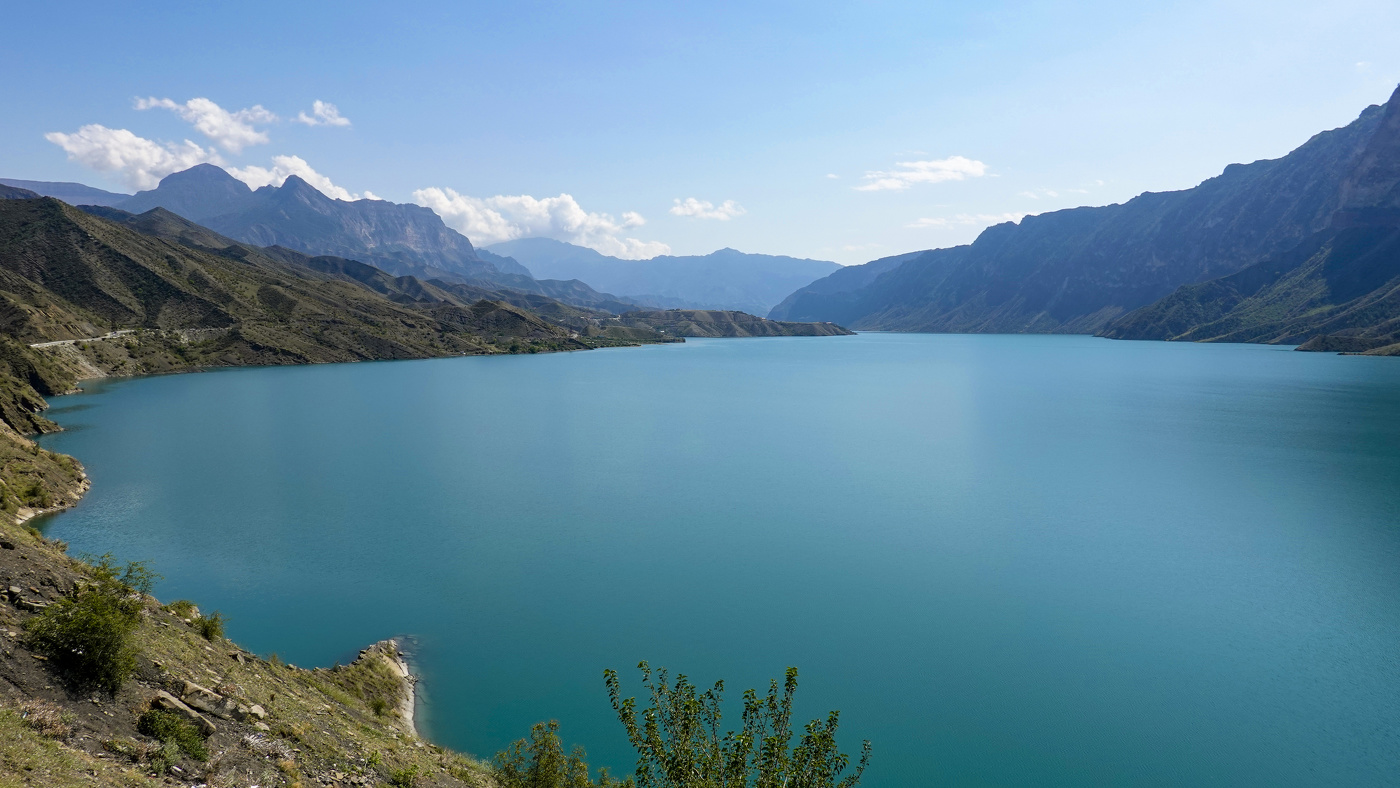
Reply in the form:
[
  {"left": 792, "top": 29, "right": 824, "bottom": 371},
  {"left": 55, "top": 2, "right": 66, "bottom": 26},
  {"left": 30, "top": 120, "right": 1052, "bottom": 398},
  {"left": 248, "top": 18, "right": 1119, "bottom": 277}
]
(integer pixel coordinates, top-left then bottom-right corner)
[
  {"left": 137, "top": 709, "right": 208, "bottom": 761},
  {"left": 24, "top": 555, "right": 157, "bottom": 693},
  {"left": 25, "top": 589, "right": 139, "bottom": 692},
  {"left": 388, "top": 764, "right": 421, "bottom": 787},
  {"left": 494, "top": 720, "right": 629, "bottom": 788},
  {"left": 164, "top": 600, "right": 197, "bottom": 619},
  {"left": 193, "top": 611, "right": 225, "bottom": 641}
]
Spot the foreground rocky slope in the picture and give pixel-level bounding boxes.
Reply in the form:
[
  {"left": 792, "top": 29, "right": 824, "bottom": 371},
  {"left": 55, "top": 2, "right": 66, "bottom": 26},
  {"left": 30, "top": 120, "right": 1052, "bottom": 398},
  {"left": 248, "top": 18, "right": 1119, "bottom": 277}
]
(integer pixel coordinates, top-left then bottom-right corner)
[
  {"left": 0, "top": 518, "right": 491, "bottom": 787},
  {"left": 774, "top": 85, "right": 1400, "bottom": 340}
]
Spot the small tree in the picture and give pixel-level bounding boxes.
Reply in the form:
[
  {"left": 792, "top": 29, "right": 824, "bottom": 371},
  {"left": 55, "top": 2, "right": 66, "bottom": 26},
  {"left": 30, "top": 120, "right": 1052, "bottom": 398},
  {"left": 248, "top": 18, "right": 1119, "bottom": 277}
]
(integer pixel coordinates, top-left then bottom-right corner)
[
  {"left": 605, "top": 662, "right": 869, "bottom": 788},
  {"left": 24, "top": 555, "right": 158, "bottom": 693},
  {"left": 495, "top": 720, "right": 631, "bottom": 788}
]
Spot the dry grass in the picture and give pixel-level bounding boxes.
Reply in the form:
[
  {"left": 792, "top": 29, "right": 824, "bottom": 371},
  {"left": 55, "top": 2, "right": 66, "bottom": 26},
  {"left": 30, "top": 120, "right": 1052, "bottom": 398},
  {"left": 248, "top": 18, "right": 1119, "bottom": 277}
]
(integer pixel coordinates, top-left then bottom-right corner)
[{"left": 17, "top": 699, "right": 71, "bottom": 739}]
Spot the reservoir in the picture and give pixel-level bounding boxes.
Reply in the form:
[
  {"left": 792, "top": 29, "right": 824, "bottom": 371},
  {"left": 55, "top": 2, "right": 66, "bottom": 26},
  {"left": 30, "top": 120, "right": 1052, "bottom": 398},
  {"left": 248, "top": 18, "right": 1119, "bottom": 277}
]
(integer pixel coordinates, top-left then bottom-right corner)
[{"left": 37, "top": 334, "right": 1400, "bottom": 786}]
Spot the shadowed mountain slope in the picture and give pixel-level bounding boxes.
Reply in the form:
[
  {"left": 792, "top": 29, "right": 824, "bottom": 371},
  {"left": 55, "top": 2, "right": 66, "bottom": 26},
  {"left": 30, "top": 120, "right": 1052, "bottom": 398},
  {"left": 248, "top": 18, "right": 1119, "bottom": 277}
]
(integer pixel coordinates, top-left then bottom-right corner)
[
  {"left": 773, "top": 86, "right": 1400, "bottom": 336},
  {"left": 1101, "top": 85, "right": 1400, "bottom": 353},
  {"left": 0, "top": 185, "right": 40, "bottom": 200},
  {"left": 118, "top": 166, "right": 521, "bottom": 283},
  {"left": 1099, "top": 225, "right": 1400, "bottom": 354},
  {"left": 0, "top": 178, "right": 130, "bottom": 207},
  {"left": 0, "top": 198, "right": 640, "bottom": 366}
]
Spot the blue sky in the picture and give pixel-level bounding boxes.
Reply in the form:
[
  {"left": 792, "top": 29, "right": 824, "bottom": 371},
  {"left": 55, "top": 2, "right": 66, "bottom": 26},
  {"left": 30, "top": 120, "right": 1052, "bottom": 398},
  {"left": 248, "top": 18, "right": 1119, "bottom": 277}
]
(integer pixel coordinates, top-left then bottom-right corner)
[{"left": 4, "top": 0, "right": 1398, "bottom": 262}]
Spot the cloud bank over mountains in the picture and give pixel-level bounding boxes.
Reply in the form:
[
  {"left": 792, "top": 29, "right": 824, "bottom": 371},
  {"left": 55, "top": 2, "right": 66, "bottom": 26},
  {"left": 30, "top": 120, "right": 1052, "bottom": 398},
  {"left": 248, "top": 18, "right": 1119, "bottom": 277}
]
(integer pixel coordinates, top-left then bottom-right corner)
[
  {"left": 40, "top": 94, "right": 1017, "bottom": 260},
  {"left": 134, "top": 97, "right": 276, "bottom": 153},
  {"left": 414, "top": 187, "right": 669, "bottom": 259},
  {"left": 44, "top": 94, "right": 671, "bottom": 257},
  {"left": 44, "top": 124, "right": 216, "bottom": 190},
  {"left": 45, "top": 96, "right": 354, "bottom": 192}
]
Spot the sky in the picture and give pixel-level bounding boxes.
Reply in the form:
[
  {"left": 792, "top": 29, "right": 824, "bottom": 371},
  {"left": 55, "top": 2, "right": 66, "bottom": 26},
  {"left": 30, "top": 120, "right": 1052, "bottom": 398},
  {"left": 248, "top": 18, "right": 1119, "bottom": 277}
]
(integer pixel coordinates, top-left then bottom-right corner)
[{"left": 4, "top": 1, "right": 1399, "bottom": 263}]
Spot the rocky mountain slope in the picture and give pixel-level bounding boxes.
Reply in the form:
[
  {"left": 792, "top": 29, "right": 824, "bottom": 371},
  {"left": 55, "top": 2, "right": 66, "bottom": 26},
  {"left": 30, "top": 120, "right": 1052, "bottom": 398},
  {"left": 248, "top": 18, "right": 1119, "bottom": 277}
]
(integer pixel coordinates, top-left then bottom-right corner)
[
  {"left": 116, "top": 165, "right": 518, "bottom": 284},
  {"left": 0, "top": 513, "right": 492, "bottom": 787},
  {"left": 0, "top": 196, "right": 672, "bottom": 520},
  {"left": 488, "top": 237, "right": 840, "bottom": 315},
  {"left": 1100, "top": 85, "right": 1400, "bottom": 353},
  {"left": 774, "top": 86, "right": 1400, "bottom": 337},
  {"left": 614, "top": 309, "right": 853, "bottom": 338},
  {"left": 0, "top": 179, "right": 129, "bottom": 208}
]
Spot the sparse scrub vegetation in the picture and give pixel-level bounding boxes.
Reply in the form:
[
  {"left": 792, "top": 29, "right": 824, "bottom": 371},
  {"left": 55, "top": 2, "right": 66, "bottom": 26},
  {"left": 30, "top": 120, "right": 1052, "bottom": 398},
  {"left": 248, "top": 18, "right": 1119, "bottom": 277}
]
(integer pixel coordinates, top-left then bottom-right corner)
[
  {"left": 193, "top": 609, "right": 226, "bottom": 640},
  {"left": 24, "top": 555, "right": 157, "bottom": 693},
  {"left": 137, "top": 709, "right": 209, "bottom": 762}
]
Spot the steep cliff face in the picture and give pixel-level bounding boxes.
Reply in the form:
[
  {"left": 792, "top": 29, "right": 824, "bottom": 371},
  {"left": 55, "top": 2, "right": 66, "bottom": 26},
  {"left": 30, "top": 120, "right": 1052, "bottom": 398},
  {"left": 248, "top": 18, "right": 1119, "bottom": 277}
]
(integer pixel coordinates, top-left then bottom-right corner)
[
  {"left": 774, "top": 87, "right": 1399, "bottom": 336},
  {"left": 117, "top": 167, "right": 522, "bottom": 284},
  {"left": 1102, "top": 87, "right": 1400, "bottom": 353}
]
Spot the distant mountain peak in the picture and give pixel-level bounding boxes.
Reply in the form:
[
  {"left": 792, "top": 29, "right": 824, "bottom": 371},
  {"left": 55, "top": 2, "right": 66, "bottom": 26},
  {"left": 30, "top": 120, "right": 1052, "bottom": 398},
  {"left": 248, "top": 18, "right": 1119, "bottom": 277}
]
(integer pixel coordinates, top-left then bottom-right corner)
[{"left": 157, "top": 163, "right": 249, "bottom": 189}]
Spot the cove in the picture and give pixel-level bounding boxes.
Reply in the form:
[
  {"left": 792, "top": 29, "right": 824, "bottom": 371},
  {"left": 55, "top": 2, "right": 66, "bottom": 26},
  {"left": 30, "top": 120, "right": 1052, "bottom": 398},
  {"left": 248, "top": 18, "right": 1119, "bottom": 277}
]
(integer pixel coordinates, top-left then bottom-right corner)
[{"left": 34, "top": 333, "right": 1400, "bottom": 786}]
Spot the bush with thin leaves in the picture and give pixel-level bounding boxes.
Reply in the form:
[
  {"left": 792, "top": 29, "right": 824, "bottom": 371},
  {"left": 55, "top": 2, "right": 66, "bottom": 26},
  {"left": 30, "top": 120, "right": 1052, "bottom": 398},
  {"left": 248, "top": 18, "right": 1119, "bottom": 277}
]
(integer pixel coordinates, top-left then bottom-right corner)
[
  {"left": 494, "top": 720, "right": 631, "bottom": 788},
  {"left": 193, "top": 610, "right": 225, "bottom": 641},
  {"left": 605, "top": 662, "right": 870, "bottom": 788},
  {"left": 24, "top": 556, "right": 159, "bottom": 693},
  {"left": 137, "top": 709, "right": 208, "bottom": 762}
]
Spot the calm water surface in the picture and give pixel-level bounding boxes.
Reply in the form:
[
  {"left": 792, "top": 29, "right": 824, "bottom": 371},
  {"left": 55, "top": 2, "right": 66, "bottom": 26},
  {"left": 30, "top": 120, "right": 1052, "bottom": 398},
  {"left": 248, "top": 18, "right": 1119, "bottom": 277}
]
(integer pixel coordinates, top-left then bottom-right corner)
[{"left": 36, "top": 334, "right": 1400, "bottom": 786}]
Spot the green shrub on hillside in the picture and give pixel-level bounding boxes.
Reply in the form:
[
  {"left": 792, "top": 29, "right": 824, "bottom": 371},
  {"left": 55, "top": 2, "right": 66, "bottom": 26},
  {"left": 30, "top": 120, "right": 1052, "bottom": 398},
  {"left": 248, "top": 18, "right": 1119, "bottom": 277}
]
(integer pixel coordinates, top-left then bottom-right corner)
[
  {"left": 193, "top": 610, "right": 225, "bottom": 641},
  {"left": 137, "top": 709, "right": 208, "bottom": 761},
  {"left": 164, "top": 599, "right": 197, "bottom": 619},
  {"left": 23, "top": 555, "right": 157, "bottom": 693},
  {"left": 494, "top": 720, "right": 630, "bottom": 788},
  {"left": 605, "top": 663, "right": 870, "bottom": 788}
]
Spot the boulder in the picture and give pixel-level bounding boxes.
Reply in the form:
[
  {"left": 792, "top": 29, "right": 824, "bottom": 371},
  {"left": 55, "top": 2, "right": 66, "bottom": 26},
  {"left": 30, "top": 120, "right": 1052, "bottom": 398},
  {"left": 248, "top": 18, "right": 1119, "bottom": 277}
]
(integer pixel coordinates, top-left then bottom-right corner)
[{"left": 180, "top": 680, "right": 244, "bottom": 720}]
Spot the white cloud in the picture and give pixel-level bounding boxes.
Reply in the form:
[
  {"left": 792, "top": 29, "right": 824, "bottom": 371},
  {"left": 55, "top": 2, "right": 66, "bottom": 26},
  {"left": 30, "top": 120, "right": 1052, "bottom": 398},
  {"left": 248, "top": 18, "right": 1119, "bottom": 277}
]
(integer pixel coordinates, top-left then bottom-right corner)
[
  {"left": 135, "top": 97, "right": 276, "bottom": 153},
  {"left": 413, "top": 188, "right": 670, "bottom": 259},
  {"left": 669, "top": 197, "right": 745, "bottom": 220},
  {"left": 44, "top": 124, "right": 220, "bottom": 190},
  {"left": 908, "top": 212, "right": 1026, "bottom": 229},
  {"left": 227, "top": 155, "right": 370, "bottom": 201},
  {"left": 295, "top": 100, "right": 352, "bottom": 127},
  {"left": 856, "top": 155, "right": 987, "bottom": 192},
  {"left": 826, "top": 173, "right": 840, "bottom": 179}
]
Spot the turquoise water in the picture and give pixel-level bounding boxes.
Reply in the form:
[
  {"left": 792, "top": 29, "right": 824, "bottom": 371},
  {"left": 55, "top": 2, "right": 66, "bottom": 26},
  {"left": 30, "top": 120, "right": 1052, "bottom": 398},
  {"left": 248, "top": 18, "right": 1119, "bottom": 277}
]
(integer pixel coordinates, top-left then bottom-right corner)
[{"left": 35, "top": 334, "right": 1400, "bottom": 786}]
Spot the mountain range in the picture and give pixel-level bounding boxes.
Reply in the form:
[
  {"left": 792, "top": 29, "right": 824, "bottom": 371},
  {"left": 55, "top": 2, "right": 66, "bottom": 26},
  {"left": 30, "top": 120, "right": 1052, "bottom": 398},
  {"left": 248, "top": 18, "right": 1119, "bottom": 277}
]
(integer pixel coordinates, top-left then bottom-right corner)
[
  {"left": 487, "top": 237, "right": 840, "bottom": 315},
  {"left": 772, "top": 84, "right": 1400, "bottom": 354},
  {"left": 115, "top": 164, "right": 523, "bottom": 284},
  {"left": 0, "top": 178, "right": 129, "bottom": 207},
  {"left": 6, "top": 166, "right": 846, "bottom": 317}
]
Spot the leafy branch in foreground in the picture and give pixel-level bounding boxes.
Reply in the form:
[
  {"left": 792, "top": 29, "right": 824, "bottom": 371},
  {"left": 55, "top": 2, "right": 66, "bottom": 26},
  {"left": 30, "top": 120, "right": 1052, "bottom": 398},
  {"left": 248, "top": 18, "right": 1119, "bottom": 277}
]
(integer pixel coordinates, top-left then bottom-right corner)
[
  {"left": 605, "top": 662, "right": 870, "bottom": 788},
  {"left": 494, "top": 720, "right": 631, "bottom": 788}
]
